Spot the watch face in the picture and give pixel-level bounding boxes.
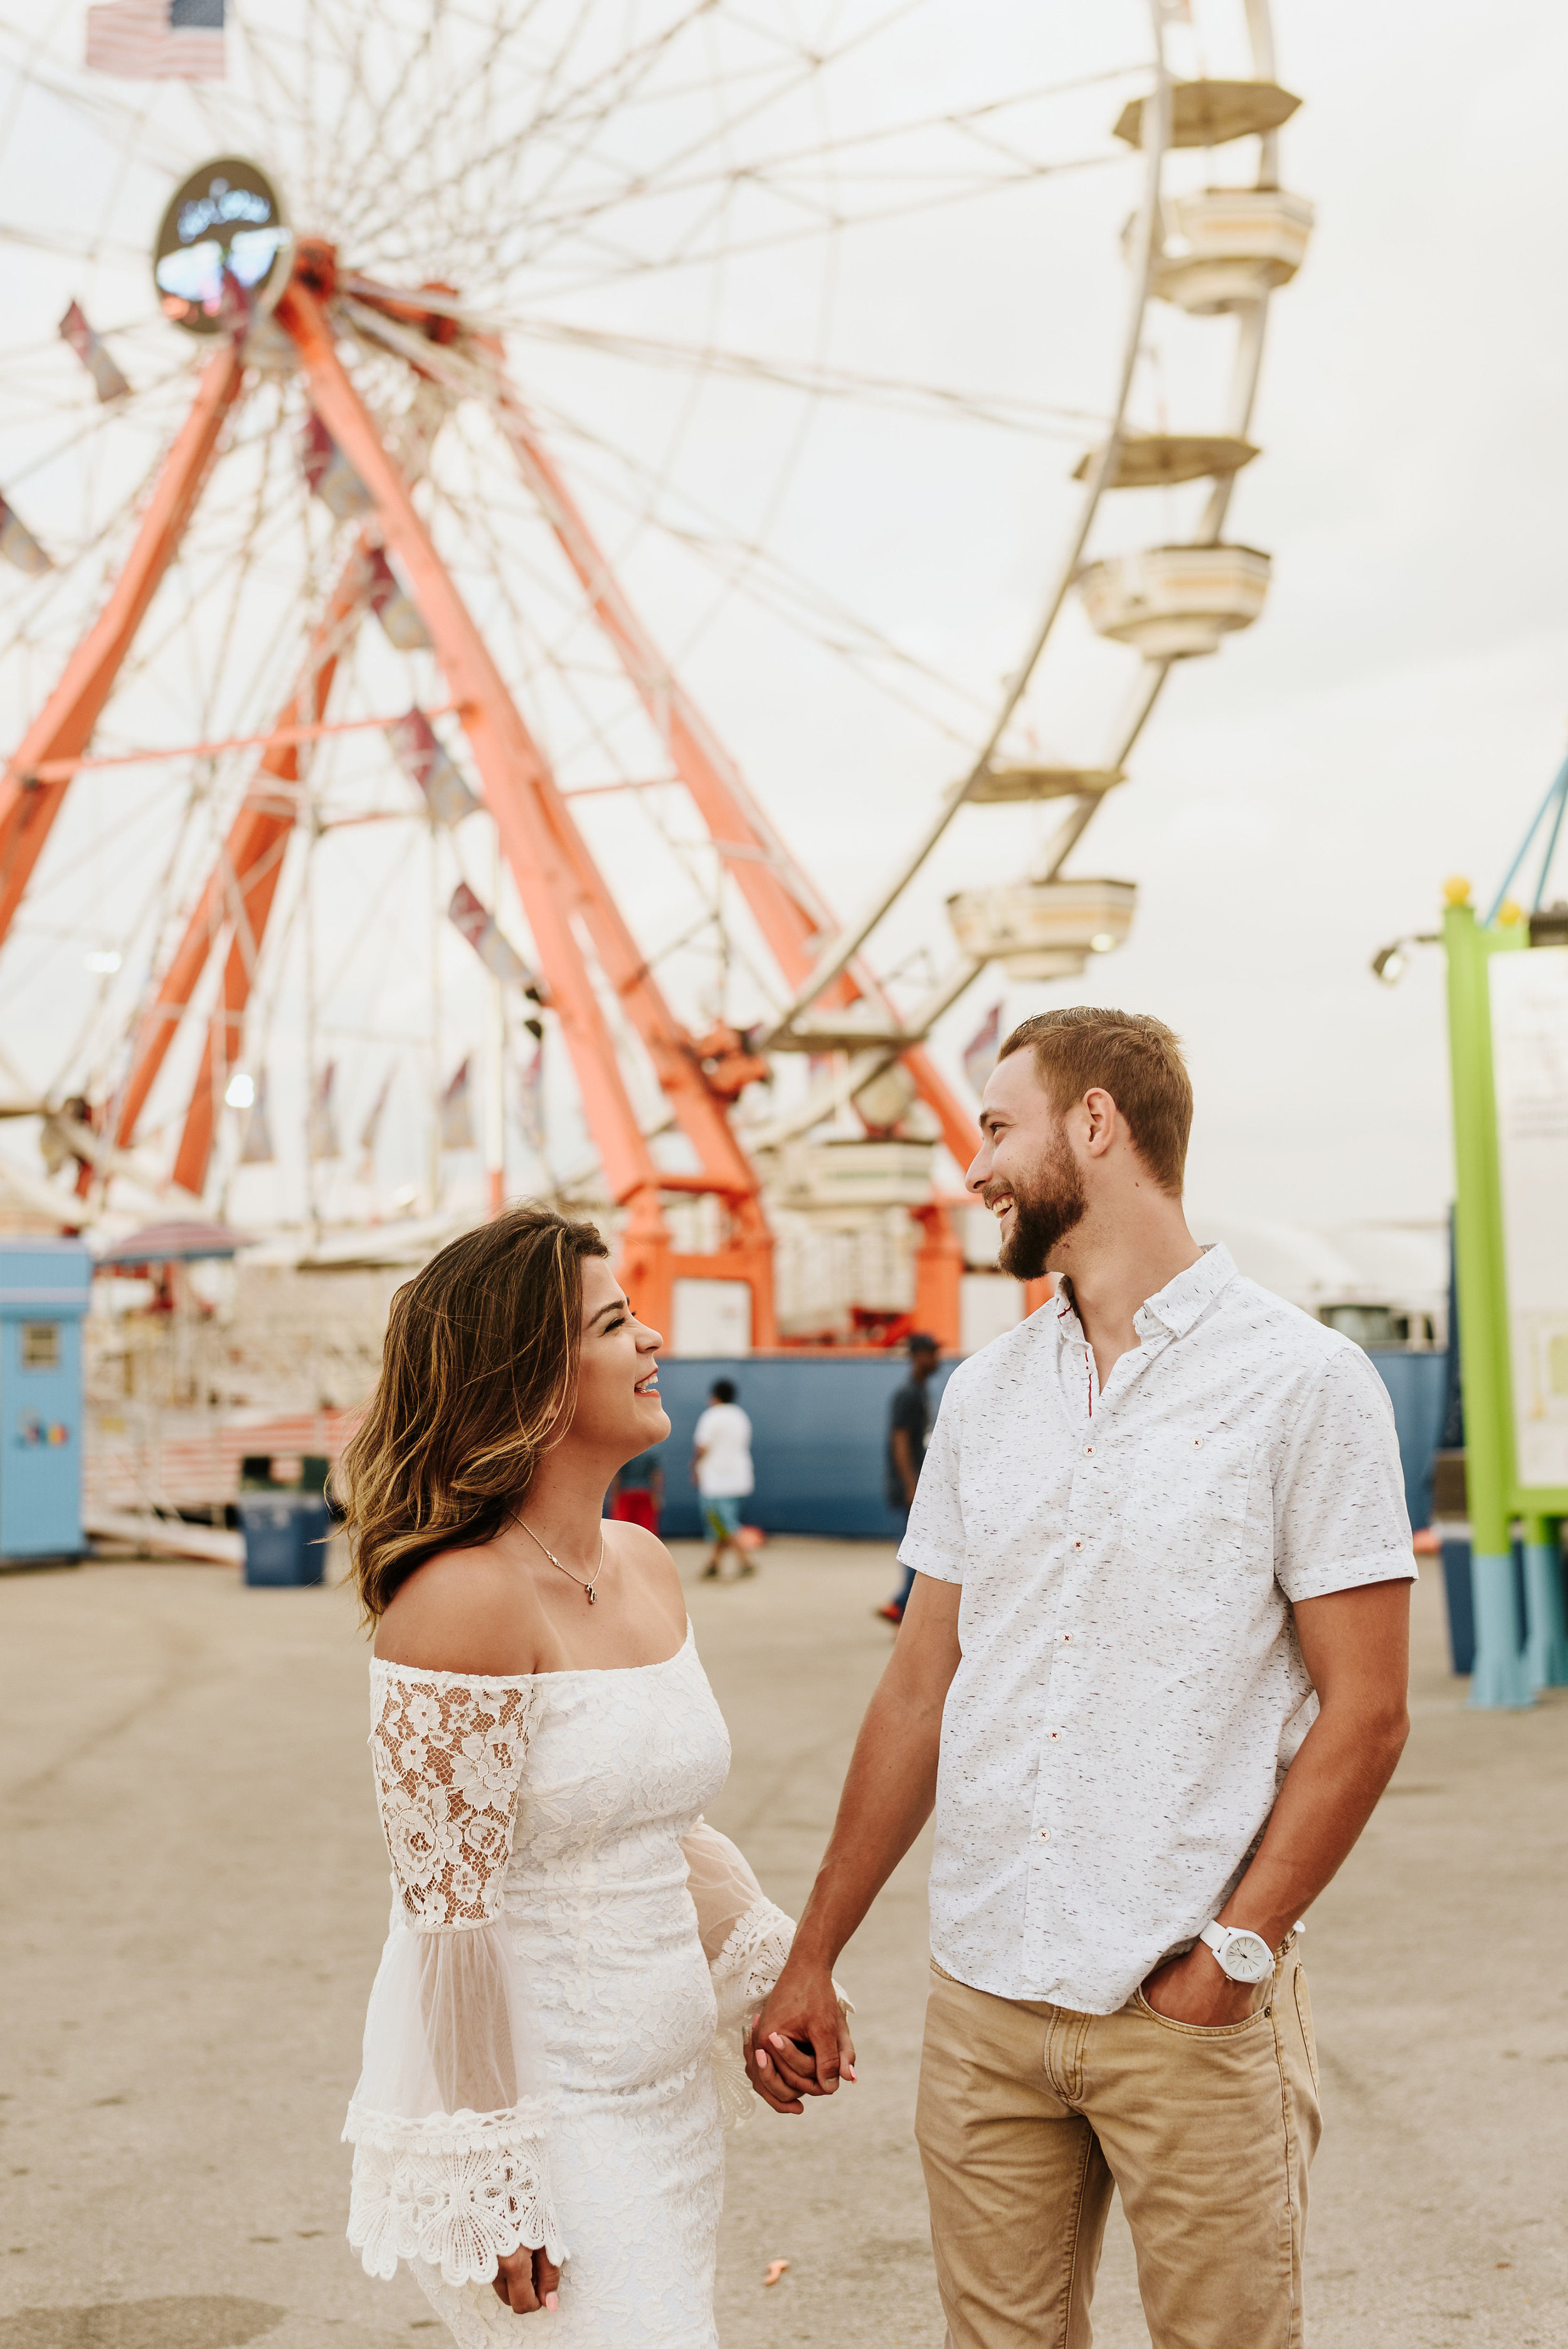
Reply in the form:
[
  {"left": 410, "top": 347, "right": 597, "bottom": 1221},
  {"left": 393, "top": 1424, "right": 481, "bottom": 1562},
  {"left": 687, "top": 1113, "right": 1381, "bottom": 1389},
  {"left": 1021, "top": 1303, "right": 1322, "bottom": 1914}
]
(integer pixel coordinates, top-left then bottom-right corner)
[{"left": 1225, "top": 1933, "right": 1273, "bottom": 1983}]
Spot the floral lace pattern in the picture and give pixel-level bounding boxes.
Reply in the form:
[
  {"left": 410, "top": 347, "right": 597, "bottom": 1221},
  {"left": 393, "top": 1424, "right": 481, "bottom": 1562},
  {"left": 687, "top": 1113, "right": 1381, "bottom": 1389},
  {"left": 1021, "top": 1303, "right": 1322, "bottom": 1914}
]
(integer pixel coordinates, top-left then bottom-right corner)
[
  {"left": 369, "top": 1668, "right": 538, "bottom": 1929},
  {"left": 348, "top": 2126, "right": 564, "bottom": 2286}
]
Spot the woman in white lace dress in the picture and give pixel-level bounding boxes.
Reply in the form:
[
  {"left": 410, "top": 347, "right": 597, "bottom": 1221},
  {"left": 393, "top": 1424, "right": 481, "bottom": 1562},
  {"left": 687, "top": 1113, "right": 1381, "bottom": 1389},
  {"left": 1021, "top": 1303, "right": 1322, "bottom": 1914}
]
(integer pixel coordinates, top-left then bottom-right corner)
[{"left": 336, "top": 1207, "right": 844, "bottom": 2345}]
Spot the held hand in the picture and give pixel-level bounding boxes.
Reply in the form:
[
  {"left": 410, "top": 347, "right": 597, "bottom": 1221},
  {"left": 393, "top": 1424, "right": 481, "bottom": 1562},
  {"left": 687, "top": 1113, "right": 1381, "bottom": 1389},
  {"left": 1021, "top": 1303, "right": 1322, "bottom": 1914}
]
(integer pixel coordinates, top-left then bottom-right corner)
[
  {"left": 744, "top": 1956, "right": 856, "bottom": 2114},
  {"left": 492, "top": 2244, "right": 561, "bottom": 2315},
  {"left": 1141, "top": 1943, "right": 1264, "bottom": 2028}
]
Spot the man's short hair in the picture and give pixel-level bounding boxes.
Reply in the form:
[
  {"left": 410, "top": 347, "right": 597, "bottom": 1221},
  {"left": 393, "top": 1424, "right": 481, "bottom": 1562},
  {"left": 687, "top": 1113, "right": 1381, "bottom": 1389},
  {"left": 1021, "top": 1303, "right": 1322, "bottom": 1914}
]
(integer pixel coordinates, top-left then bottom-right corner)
[
  {"left": 906, "top": 1332, "right": 939, "bottom": 1357},
  {"left": 710, "top": 1377, "right": 738, "bottom": 1404},
  {"left": 997, "top": 1006, "right": 1192, "bottom": 1195}
]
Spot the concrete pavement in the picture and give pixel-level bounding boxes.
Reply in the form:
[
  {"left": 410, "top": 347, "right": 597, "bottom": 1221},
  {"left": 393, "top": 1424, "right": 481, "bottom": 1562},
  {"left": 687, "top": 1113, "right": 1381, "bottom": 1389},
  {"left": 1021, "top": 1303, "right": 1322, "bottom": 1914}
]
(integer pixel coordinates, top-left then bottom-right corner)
[{"left": 1, "top": 1542, "right": 1564, "bottom": 2349}]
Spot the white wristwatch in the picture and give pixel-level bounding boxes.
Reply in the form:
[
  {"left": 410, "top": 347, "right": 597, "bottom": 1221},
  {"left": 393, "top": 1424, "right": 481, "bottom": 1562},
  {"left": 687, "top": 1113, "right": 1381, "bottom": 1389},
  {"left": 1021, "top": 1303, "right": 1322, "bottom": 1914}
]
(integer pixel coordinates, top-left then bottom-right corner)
[{"left": 1198, "top": 1920, "right": 1274, "bottom": 1984}]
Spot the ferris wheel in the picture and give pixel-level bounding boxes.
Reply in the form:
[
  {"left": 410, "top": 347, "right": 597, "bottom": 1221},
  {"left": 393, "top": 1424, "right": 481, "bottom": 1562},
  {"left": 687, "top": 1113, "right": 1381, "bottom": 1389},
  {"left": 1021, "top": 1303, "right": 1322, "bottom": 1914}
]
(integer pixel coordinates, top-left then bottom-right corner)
[{"left": 0, "top": 0, "right": 1311, "bottom": 1348}]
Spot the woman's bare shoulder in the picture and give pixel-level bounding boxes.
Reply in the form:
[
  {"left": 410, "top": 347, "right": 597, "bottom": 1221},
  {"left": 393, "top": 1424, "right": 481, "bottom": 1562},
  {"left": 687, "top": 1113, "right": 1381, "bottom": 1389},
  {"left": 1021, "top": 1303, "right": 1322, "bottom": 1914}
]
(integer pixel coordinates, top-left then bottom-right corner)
[
  {"left": 607, "top": 1520, "right": 689, "bottom": 1616},
  {"left": 372, "top": 1543, "right": 544, "bottom": 1677}
]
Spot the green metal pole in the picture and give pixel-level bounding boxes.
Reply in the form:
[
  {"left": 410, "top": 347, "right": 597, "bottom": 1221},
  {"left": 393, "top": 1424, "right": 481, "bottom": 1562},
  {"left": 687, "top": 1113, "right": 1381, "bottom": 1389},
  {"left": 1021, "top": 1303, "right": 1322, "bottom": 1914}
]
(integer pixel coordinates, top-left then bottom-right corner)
[{"left": 1443, "top": 898, "right": 1532, "bottom": 1707}]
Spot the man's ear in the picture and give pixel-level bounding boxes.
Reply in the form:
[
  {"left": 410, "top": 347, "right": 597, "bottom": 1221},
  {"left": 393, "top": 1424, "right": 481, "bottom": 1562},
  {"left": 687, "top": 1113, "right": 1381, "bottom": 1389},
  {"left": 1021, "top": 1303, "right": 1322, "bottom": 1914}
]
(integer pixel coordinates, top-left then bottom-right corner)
[{"left": 1081, "top": 1088, "right": 1118, "bottom": 1158}]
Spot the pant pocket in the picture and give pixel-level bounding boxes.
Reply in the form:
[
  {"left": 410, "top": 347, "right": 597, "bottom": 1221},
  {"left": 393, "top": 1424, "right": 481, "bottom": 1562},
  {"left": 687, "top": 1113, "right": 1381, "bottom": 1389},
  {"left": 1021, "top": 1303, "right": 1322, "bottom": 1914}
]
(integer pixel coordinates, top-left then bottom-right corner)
[
  {"left": 1131, "top": 1986, "right": 1272, "bottom": 2039},
  {"left": 1293, "top": 1965, "right": 1320, "bottom": 2092}
]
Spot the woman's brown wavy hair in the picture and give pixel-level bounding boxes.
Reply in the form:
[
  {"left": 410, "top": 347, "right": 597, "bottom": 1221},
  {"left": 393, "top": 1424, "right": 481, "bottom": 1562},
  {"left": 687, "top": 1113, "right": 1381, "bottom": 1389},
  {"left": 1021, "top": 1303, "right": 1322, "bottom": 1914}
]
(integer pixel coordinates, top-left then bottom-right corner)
[{"left": 338, "top": 1203, "right": 610, "bottom": 1622}]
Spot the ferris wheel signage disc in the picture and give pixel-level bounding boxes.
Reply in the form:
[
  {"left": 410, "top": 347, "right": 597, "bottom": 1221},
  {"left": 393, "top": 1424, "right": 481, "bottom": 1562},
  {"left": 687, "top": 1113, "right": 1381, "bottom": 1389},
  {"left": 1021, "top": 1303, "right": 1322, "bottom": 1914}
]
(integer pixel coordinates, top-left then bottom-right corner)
[{"left": 154, "top": 157, "right": 292, "bottom": 335}]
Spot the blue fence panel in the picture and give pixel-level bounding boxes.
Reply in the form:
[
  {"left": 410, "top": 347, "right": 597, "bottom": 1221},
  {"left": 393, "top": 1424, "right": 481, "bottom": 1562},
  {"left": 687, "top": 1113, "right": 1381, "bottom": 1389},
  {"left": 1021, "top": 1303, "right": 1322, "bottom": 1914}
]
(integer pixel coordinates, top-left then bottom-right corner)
[
  {"left": 640, "top": 1355, "right": 954, "bottom": 1540},
  {"left": 639, "top": 1345, "right": 1446, "bottom": 1547},
  {"left": 1364, "top": 1349, "right": 1448, "bottom": 1533}
]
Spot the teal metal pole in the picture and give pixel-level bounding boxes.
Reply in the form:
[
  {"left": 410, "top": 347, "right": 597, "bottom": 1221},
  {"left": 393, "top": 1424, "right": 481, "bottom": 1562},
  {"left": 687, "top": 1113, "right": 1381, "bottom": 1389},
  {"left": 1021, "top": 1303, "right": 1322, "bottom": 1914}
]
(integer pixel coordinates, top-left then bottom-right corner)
[
  {"left": 1522, "top": 1517, "right": 1568, "bottom": 1688},
  {"left": 1443, "top": 898, "right": 1532, "bottom": 1707}
]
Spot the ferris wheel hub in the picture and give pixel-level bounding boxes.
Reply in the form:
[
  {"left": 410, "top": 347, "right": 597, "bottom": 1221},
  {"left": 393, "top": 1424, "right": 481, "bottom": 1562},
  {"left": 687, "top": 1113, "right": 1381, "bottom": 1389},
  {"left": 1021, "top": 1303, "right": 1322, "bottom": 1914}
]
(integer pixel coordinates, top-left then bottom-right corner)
[
  {"left": 292, "top": 238, "right": 339, "bottom": 301},
  {"left": 154, "top": 157, "right": 292, "bottom": 334}
]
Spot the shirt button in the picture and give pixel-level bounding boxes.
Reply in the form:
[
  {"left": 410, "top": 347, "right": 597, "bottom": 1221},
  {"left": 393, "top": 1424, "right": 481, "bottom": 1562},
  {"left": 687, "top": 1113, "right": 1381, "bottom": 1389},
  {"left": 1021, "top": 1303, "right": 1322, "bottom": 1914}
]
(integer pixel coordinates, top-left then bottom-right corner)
[
  {"left": 1084, "top": 1444, "right": 1094, "bottom": 1456},
  {"left": 1073, "top": 1539, "right": 1083, "bottom": 1550},
  {"left": 1048, "top": 1729, "right": 1061, "bottom": 1741},
  {"left": 1038, "top": 1828, "right": 1052, "bottom": 1842},
  {"left": 1193, "top": 1436, "right": 1204, "bottom": 1448},
  {"left": 1061, "top": 1632, "right": 1072, "bottom": 1644}
]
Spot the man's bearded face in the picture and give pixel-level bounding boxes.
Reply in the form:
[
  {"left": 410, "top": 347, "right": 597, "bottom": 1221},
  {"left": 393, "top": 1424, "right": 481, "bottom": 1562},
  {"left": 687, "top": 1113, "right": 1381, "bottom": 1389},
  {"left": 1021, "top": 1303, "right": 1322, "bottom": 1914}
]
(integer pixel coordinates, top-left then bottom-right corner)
[{"left": 984, "top": 1116, "right": 1087, "bottom": 1280}]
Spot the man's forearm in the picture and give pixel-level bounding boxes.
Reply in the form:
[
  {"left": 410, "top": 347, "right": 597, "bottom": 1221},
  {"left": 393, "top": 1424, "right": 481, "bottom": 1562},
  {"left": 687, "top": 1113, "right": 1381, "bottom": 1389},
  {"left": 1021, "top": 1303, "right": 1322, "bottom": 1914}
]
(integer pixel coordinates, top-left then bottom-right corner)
[
  {"left": 789, "top": 1678, "right": 943, "bottom": 1970},
  {"left": 1222, "top": 1694, "right": 1408, "bottom": 1949}
]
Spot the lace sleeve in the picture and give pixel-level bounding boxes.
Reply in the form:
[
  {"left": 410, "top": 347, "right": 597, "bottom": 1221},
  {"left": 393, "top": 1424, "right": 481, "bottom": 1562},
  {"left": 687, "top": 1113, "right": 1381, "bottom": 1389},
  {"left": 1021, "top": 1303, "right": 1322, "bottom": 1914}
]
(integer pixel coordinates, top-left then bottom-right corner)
[
  {"left": 681, "top": 1818, "right": 850, "bottom": 2127},
  {"left": 344, "top": 1665, "right": 566, "bottom": 2291}
]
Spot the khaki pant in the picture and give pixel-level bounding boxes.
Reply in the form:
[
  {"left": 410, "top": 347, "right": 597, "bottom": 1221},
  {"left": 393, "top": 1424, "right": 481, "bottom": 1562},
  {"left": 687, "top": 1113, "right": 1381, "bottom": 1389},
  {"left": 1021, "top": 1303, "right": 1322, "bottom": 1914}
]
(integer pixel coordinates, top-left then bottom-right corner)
[{"left": 914, "top": 1941, "right": 1322, "bottom": 2349}]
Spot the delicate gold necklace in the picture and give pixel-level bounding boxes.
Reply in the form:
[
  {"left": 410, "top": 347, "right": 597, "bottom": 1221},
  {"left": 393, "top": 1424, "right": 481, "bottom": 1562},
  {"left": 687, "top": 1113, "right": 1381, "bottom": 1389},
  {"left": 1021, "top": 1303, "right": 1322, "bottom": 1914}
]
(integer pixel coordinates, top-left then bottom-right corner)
[{"left": 516, "top": 1517, "right": 607, "bottom": 1604}]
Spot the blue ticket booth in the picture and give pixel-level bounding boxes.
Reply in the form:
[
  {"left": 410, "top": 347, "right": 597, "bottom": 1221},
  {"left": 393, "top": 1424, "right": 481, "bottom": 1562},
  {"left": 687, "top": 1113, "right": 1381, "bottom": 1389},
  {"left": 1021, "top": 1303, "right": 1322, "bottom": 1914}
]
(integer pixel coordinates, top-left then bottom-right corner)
[{"left": 1, "top": 1239, "right": 92, "bottom": 1564}]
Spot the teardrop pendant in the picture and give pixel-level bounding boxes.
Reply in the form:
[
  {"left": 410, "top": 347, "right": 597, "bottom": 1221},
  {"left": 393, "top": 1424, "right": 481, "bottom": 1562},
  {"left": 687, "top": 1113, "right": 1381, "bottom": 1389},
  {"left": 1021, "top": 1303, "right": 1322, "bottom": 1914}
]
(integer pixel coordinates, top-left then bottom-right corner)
[{"left": 587, "top": 1585, "right": 596, "bottom": 1604}]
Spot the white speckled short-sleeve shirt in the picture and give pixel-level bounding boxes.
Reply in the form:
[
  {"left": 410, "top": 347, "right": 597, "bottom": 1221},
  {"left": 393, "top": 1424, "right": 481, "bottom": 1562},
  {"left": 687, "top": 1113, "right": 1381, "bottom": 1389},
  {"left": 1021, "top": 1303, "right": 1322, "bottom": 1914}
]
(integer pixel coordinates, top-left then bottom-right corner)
[{"left": 900, "top": 1243, "right": 1415, "bottom": 2013}]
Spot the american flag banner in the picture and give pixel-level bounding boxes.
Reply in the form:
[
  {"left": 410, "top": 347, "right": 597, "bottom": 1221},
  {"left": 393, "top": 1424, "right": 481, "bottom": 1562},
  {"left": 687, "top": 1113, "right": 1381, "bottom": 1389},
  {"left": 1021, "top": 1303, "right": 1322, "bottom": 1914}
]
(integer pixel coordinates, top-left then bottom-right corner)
[
  {"left": 59, "top": 301, "right": 130, "bottom": 403},
  {"left": 240, "top": 1068, "right": 274, "bottom": 1164},
  {"left": 307, "top": 1062, "right": 341, "bottom": 1162},
  {"left": 440, "top": 1058, "right": 475, "bottom": 1152},
  {"left": 447, "top": 881, "right": 536, "bottom": 990},
  {"left": 385, "top": 708, "right": 480, "bottom": 830},
  {"left": 962, "top": 1000, "right": 1004, "bottom": 1100},
  {"left": 517, "top": 1043, "right": 547, "bottom": 1155},
  {"left": 358, "top": 1064, "right": 396, "bottom": 1167},
  {"left": 0, "top": 494, "right": 52, "bottom": 576},
  {"left": 84, "top": 0, "right": 225, "bottom": 82}
]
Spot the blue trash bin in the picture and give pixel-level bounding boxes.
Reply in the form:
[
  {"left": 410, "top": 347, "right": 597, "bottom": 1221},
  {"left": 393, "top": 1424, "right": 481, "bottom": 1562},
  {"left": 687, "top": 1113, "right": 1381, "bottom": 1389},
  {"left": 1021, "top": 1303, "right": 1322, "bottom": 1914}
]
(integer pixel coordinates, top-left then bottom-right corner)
[{"left": 240, "top": 1493, "right": 330, "bottom": 1588}]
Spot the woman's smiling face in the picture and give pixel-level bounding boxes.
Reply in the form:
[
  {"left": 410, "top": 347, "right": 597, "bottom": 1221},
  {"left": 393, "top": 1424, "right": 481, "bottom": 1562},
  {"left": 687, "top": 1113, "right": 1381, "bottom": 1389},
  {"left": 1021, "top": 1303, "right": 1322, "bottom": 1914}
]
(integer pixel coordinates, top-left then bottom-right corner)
[{"left": 566, "top": 1256, "right": 670, "bottom": 1459}]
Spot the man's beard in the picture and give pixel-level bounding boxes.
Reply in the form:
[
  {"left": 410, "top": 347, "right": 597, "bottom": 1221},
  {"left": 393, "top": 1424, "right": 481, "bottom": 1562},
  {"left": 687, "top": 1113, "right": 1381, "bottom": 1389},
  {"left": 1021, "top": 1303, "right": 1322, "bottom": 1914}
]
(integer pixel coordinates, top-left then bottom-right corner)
[{"left": 987, "top": 1132, "right": 1087, "bottom": 1280}]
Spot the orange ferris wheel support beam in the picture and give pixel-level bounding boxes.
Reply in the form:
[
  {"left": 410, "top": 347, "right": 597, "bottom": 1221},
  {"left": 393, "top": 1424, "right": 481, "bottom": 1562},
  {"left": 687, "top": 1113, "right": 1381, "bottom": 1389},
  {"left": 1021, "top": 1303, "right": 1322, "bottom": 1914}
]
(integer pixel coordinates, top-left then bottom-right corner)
[
  {"left": 277, "top": 273, "right": 755, "bottom": 1337},
  {"left": 110, "top": 542, "right": 373, "bottom": 1177},
  {"left": 490, "top": 368, "right": 839, "bottom": 980},
  {"left": 174, "top": 548, "right": 374, "bottom": 1194},
  {"left": 0, "top": 341, "right": 245, "bottom": 950},
  {"left": 486, "top": 364, "right": 980, "bottom": 1177}
]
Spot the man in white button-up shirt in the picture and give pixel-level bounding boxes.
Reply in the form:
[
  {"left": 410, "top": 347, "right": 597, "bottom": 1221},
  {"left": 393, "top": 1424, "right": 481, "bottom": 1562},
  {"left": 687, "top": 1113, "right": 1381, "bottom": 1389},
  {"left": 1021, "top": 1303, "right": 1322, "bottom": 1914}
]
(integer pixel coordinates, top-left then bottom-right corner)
[{"left": 748, "top": 1007, "right": 1415, "bottom": 2349}]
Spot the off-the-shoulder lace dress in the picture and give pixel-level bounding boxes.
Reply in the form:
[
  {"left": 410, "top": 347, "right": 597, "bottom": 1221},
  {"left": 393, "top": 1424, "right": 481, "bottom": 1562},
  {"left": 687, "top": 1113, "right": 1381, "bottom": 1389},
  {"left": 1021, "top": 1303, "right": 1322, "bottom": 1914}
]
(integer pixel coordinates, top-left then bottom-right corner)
[{"left": 344, "top": 1621, "right": 800, "bottom": 2346}]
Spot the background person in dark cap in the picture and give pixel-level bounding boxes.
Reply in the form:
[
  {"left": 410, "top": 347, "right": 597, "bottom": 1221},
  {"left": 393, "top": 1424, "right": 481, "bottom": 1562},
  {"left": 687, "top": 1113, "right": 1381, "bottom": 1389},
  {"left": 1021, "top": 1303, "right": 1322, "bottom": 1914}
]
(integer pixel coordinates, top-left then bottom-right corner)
[{"left": 877, "top": 1332, "right": 941, "bottom": 1625}]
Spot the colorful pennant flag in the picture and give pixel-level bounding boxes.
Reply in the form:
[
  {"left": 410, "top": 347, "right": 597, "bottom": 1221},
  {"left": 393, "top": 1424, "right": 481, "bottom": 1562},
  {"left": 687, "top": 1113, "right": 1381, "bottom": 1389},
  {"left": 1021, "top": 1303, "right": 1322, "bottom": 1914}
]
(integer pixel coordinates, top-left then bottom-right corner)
[
  {"left": 517, "top": 1042, "right": 546, "bottom": 1154},
  {"left": 447, "top": 881, "right": 539, "bottom": 990},
  {"left": 85, "top": 0, "right": 225, "bottom": 80},
  {"left": 386, "top": 709, "right": 479, "bottom": 829},
  {"left": 300, "top": 413, "right": 374, "bottom": 521},
  {"left": 0, "top": 495, "right": 52, "bottom": 576},
  {"left": 358, "top": 1064, "right": 395, "bottom": 1174},
  {"left": 962, "top": 1001, "right": 1004, "bottom": 1100},
  {"left": 440, "top": 1058, "right": 474, "bottom": 1152},
  {"left": 366, "top": 548, "right": 431, "bottom": 650},
  {"left": 59, "top": 302, "right": 130, "bottom": 402},
  {"left": 307, "top": 1062, "right": 340, "bottom": 1160},
  {"left": 240, "top": 1067, "right": 273, "bottom": 1163}
]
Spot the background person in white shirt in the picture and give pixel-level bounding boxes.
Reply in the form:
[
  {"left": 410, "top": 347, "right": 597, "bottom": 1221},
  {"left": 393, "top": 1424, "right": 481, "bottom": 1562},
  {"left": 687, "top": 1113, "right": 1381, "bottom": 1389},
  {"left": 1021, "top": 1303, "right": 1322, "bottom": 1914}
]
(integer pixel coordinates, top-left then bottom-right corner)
[
  {"left": 745, "top": 1007, "right": 1416, "bottom": 2349},
  {"left": 691, "top": 1377, "right": 755, "bottom": 1582}
]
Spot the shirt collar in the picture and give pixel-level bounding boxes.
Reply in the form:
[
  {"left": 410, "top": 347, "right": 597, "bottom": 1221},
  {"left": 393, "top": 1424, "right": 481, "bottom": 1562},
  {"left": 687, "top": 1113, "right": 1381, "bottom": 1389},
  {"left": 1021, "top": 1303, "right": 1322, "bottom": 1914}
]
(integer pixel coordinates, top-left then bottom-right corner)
[
  {"left": 1050, "top": 1241, "right": 1237, "bottom": 1347},
  {"left": 1134, "top": 1241, "right": 1237, "bottom": 1339}
]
